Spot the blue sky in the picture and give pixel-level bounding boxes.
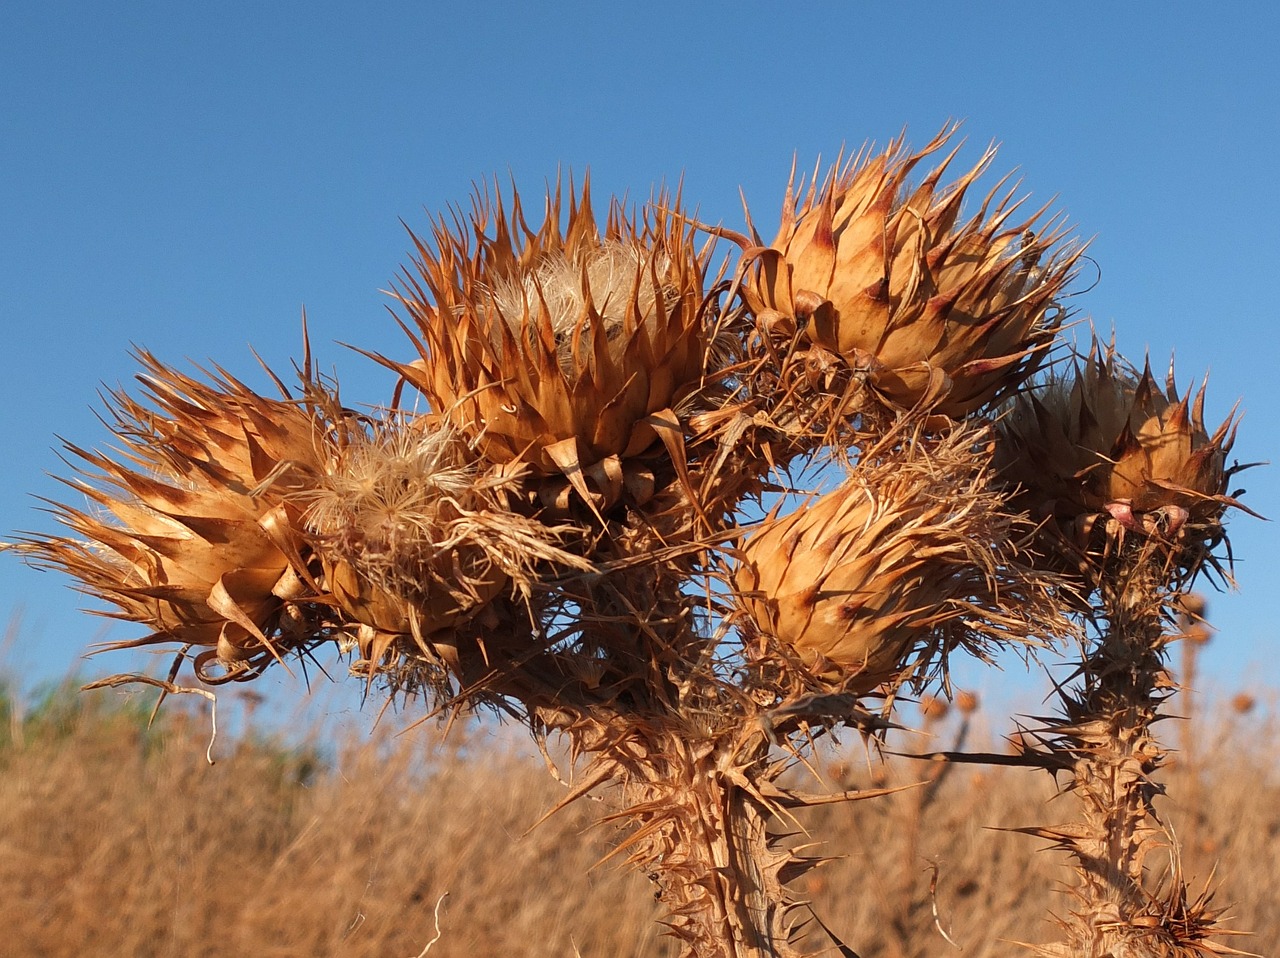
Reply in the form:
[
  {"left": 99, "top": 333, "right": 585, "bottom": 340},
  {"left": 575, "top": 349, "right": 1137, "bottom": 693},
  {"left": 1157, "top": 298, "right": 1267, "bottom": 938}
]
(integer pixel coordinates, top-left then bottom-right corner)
[{"left": 2, "top": 2, "right": 1276, "bottom": 719}]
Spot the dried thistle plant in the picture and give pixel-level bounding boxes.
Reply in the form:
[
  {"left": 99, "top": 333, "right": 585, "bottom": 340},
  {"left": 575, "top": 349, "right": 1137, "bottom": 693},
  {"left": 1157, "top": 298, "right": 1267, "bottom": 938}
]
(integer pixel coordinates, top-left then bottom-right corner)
[
  {"left": 11, "top": 127, "right": 1257, "bottom": 958},
  {"left": 730, "top": 122, "right": 1082, "bottom": 440},
  {"left": 19, "top": 349, "right": 350, "bottom": 684},
  {"left": 995, "top": 339, "right": 1256, "bottom": 956}
]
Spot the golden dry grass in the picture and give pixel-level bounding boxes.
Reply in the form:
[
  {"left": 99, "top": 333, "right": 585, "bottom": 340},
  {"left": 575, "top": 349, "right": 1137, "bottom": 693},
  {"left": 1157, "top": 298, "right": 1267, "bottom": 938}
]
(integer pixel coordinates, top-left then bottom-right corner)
[{"left": 1, "top": 680, "right": 1275, "bottom": 958}]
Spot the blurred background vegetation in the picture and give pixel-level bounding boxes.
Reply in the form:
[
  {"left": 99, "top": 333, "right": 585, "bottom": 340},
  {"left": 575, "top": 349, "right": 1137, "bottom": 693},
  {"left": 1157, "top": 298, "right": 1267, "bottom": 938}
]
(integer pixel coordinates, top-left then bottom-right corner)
[{"left": 3, "top": 643, "right": 1274, "bottom": 958}]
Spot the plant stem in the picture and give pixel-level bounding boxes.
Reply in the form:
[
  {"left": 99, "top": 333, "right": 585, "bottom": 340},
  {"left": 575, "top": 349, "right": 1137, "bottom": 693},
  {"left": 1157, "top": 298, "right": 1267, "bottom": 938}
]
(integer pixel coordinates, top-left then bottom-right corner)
[
  {"left": 532, "top": 700, "right": 799, "bottom": 958},
  {"left": 1042, "top": 555, "right": 1172, "bottom": 955},
  {"left": 616, "top": 732, "right": 797, "bottom": 958}
]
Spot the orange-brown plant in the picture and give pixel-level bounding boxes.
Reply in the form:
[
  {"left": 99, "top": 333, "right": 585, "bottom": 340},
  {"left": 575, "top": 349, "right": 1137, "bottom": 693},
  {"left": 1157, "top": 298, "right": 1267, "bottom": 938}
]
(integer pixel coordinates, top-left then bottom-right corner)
[
  {"left": 12, "top": 130, "right": 1257, "bottom": 958},
  {"left": 995, "top": 340, "right": 1254, "bottom": 956},
  {"left": 737, "top": 123, "right": 1081, "bottom": 426}
]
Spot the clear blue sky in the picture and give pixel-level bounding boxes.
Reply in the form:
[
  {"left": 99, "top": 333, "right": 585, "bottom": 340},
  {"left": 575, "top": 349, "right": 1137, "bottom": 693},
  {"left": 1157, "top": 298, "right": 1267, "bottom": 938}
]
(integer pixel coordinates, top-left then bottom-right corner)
[{"left": 2, "top": 2, "right": 1276, "bottom": 718}]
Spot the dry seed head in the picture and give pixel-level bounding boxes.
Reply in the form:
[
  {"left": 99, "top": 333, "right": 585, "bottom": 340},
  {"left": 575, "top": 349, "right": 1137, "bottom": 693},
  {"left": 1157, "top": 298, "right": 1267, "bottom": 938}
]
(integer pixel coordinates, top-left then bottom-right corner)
[
  {"left": 955, "top": 689, "right": 979, "bottom": 714},
  {"left": 735, "top": 423, "right": 1072, "bottom": 693},
  {"left": 300, "top": 418, "right": 503, "bottom": 635},
  {"left": 24, "top": 352, "right": 341, "bottom": 680},
  {"left": 489, "top": 241, "right": 677, "bottom": 374},
  {"left": 387, "top": 179, "right": 712, "bottom": 507},
  {"left": 302, "top": 417, "right": 474, "bottom": 566},
  {"left": 918, "top": 695, "right": 949, "bottom": 721},
  {"left": 995, "top": 337, "right": 1243, "bottom": 581},
  {"left": 1231, "top": 692, "right": 1256, "bottom": 714},
  {"left": 300, "top": 415, "right": 592, "bottom": 648},
  {"left": 745, "top": 123, "right": 1080, "bottom": 418}
]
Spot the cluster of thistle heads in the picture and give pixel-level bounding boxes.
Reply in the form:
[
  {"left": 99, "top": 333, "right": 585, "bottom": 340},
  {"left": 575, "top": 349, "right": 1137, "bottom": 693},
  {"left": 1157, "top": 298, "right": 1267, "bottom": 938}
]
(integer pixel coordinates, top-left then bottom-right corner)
[{"left": 24, "top": 125, "right": 1247, "bottom": 719}]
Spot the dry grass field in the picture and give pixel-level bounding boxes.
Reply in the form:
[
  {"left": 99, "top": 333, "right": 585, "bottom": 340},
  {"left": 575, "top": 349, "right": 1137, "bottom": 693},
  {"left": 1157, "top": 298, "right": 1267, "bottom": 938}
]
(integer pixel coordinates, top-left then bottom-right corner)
[{"left": 2, "top": 675, "right": 1275, "bottom": 958}]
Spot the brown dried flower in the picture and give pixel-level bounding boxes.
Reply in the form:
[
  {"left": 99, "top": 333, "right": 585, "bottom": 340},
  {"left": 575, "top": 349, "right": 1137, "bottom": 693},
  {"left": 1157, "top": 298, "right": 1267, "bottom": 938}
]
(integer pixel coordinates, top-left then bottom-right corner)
[
  {"left": 24, "top": 352, "right": 341, "bottom": 682},
  {"left": 736, "top": 423, "right": 1072, "bottom": 694},
  {"left": 385, "top": 179, "right": 714, "bottom": 510},
  {"left": 744, "top": 124, "right": 1080, "bottom": 419},
  {"left": 995, "top": 338, "right": 1247, "bottom": 583}
]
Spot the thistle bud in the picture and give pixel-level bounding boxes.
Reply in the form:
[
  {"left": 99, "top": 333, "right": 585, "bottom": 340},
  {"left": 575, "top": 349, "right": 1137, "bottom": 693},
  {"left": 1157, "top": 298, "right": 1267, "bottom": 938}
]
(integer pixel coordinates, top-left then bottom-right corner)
[
  {"left": 24, "top": 353, "right": 339, "bottom": 681},
  {"left": 995, "top": 339, "right": 1244, "bottom": 581},
  {"left": 745, "top": 125, "right": 1080, "bottom": 419},
  {"left": 736, "top": 425, "right": 1071, "bottom": 692}
]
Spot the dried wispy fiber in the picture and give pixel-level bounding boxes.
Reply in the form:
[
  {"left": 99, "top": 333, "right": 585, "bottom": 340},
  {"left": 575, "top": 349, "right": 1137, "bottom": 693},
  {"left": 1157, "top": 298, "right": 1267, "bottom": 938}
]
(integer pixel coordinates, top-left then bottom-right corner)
[
  {"left": 735, "top": 422, "right": 1073, "bottom": 695},
  {"left": 995, "top": 338, "right": 1250, "bottom": 586},
  {"left": 384, "top": 179, "right": 718, "bottom": 512},
  {"left": 740, "top": 123, "right": 1080, "bottom": 422},
  {"left": 21, "top": 350, "right": 347, "bottom": 683},
  {"left": 299, "top": 416, "right": 595, "bottom": 684}
]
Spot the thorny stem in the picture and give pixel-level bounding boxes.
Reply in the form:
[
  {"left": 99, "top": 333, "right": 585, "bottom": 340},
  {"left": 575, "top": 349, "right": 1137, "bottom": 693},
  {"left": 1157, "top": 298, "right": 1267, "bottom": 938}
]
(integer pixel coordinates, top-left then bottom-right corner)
[
  {"left": 619, "top": 733, "right": 798, "bottom": 958},
  {"left": 530, "top": 686, "right": 799, "bottom": 958},
  {"left": 1042, "top": 554, "right": 1173, "bottom": 956},
  {"left": 1177, "top": 607, "right": 1206, "bottom": 855}
]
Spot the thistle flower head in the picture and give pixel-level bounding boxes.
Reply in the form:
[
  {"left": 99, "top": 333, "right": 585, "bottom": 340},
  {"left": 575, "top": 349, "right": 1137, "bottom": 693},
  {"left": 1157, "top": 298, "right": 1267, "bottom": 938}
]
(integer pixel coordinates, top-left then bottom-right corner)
[
  {"left": 385, "top": 179, "right": 713, "bottom": 509},
  {"left": 995, "top": 338, "right": 1246, "bottom": 585},
  {"left": 745, "top": 124, "right": 1080, "bottom": 420},
  {"left": 23, "top": 351, "right": 342, "bottom": 682},
  {"left": 489, "top": 240, "right": 678, "bottom": 374},
  {"left": 299, "top": 415, "right": 594, "bottom": 674},
  {"left": 735, "top": 422, "right": 1073, "bottom": 694},
  {"left": 301, "top": 418, "right": 503, "bottom": 637}
]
